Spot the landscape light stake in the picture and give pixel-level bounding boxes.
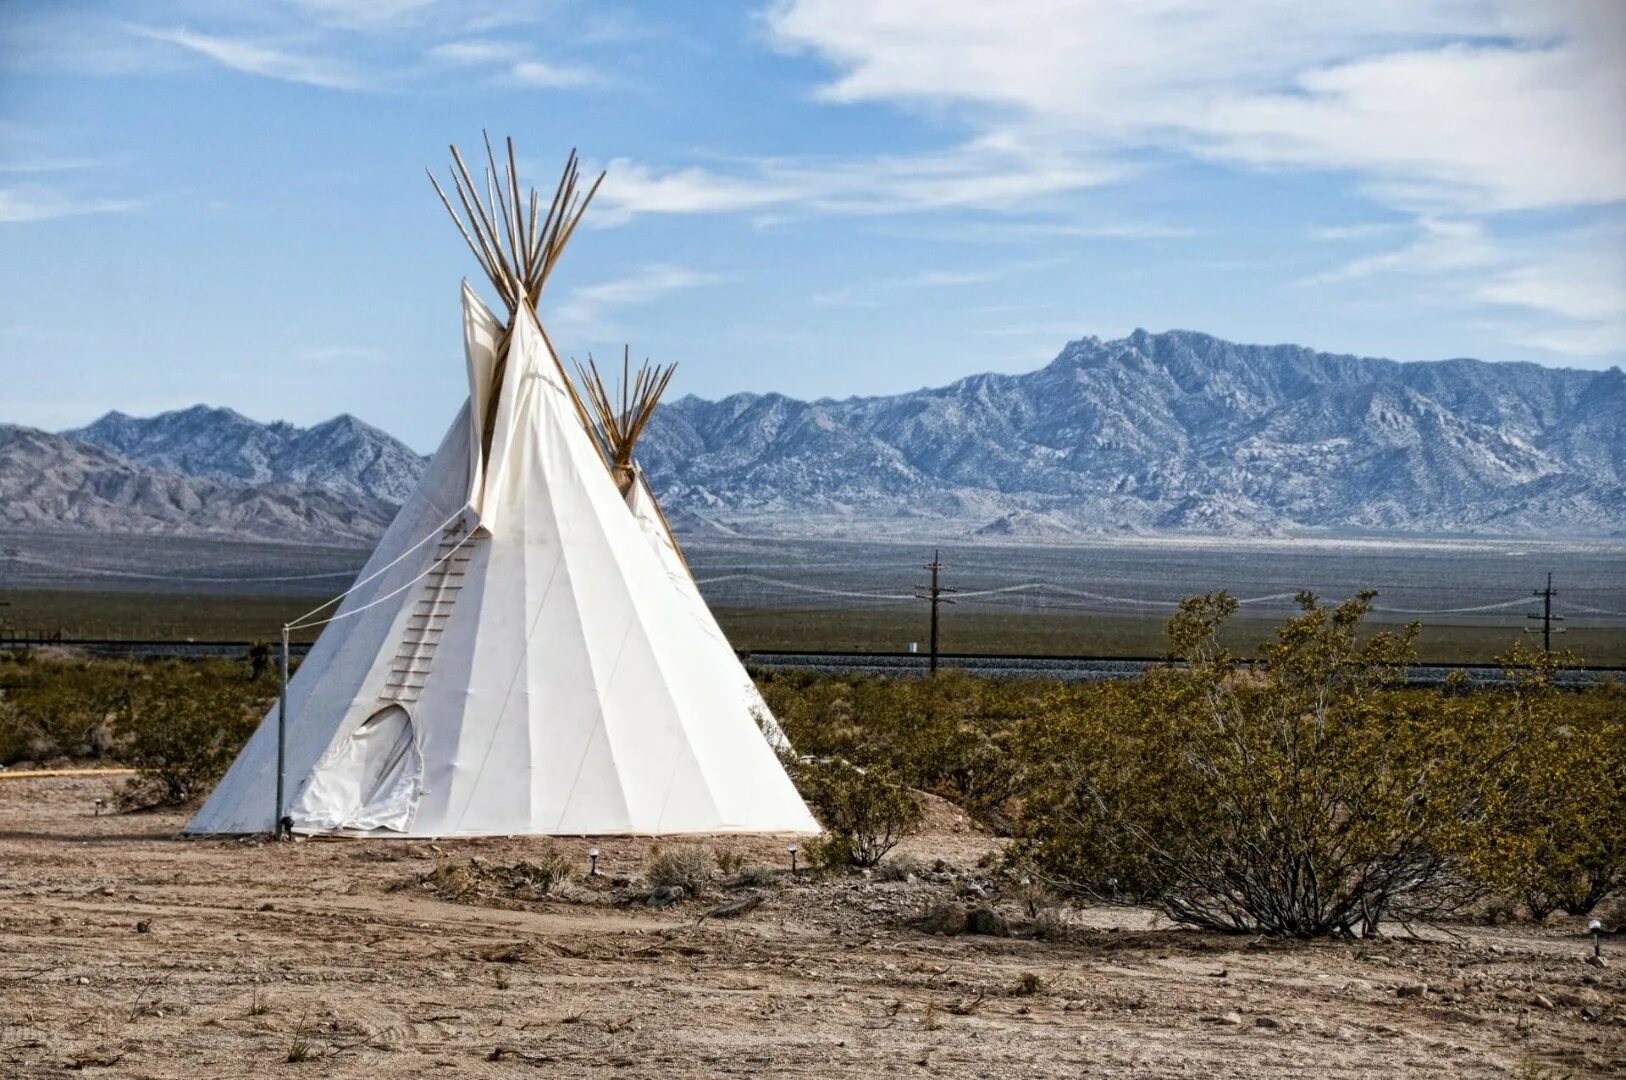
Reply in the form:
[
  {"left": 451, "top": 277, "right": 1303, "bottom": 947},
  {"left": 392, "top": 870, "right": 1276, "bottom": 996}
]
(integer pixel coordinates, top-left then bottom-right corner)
[
  {"left": 588, "top": 847, "right": 600, "bottom": 877},
  {"left": 788, "top": 843, "right": 799, "bottom": 876},
  {"left": 1591, "top": 919, "right": 1604, "bottom": 962},
  {"left": 276, "top": 624, "right": 289, "bottom": 839},
  {"left": 914, "top": 550, "right": 956, "bottom": 675}
]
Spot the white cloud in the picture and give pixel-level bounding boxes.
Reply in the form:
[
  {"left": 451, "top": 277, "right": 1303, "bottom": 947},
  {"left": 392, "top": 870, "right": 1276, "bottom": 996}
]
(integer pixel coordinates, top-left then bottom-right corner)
[
  {"left": 135, "top": 27, "right": 370, "bottom": 90},
  {"left": 426, "top": 40, "right": 529, "bottom": 64},
  {"left": 596, "top": 137, "right": 1123, "bottom": 223},
  {"left": 426, "top": 39, "right": 600, "bottom": 89},
  {"left": 596, "top": 162, "right": 798, "bottom": 219},
  {"left": 1311, "top": 217, "right": 1497, "bottom": 283},
  {"left": 291, "top": 0, "right": 439, "bottom": 29},
  {"left": 1473, "top": 239, "right": 1626, "bottom": 356},
  {"left": 508, "top": 58, "right": 599, "bottom": 88},
  {"left": 1477, "top": 253, "right": 1626, "bottom": 327},
  {"left": 551, "top": 264, "right": 724, "bottom": 336},
  {"left": 812, "top": 262, "right": 1040, "bottom": 306},
  {"left": 0, "top": 186, "right": 141, "bottom": 224},
  {"left": 765, "top": 1, "right": 1626, "bottom": 215},
  {"left": 1309, "top": 223, "right": 1404, "bottom": 242},
  {"left": 300, "top": 345, "right": 386, "bottom": 364},
  {"left": 1307, "top": 217, "right": 1626, "bottom": 357}
]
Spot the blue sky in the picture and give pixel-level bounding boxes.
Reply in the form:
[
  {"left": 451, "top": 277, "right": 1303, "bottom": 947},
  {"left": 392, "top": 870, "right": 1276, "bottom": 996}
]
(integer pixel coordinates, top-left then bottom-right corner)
[{"left": 2, "top": 0, "right": 1623, "bottom": 451}]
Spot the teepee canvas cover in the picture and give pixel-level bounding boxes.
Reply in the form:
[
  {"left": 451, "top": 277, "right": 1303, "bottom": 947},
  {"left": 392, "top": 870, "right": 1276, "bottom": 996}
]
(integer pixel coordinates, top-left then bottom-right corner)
[{"left": 187, "top": 144, "right": 816, "bottom": 837}]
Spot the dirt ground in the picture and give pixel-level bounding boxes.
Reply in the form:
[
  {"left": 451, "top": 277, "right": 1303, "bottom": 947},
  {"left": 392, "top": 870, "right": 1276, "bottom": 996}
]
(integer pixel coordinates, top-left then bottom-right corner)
[{"left": 1, "top": 775, "right": 1621, "bottom": 1078}]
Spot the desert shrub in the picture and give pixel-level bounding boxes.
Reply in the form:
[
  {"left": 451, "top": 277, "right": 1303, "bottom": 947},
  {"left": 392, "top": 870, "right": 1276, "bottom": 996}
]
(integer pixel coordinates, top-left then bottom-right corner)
[
  {"left": 418, "top": 854, "right": 575, "bottom": 903},
  {"left": 0, "top": 658, "right": 137, "bottom": 763},
  {"left": 644, "top": 844, "right": 715, "bottom": 893},
  {"left": 714, "top": 849, "right": 750, "bottom": 875},
  {"left": 760, "top": 670, "right": 1028, "bottom": 828},
  {"left": 789, "top": 758, "right": 923, "bottom": 868},
  {"left": 800, "top": 833, "right": 856, "bottom": 871},
  {"left": 508, "top": 853, "right": 575, "bottom": 895},
  {"left": 1010, "top": 591, "right": 1558, "bottom": 937},
  {"left": 0, "top": 696, "right": 26, "bottom": 764},
  {"left": 1469, "top": 659, "right": 1625, "bottom": 920},
  {"left": 118, "top": 661, "right": 269, "bottom": 807},
  {"left": 874, "top": 852, "right": 928, "bottom": 881},
  {"left": 728, "top": 865, "right": 780, "bottom": 888}
]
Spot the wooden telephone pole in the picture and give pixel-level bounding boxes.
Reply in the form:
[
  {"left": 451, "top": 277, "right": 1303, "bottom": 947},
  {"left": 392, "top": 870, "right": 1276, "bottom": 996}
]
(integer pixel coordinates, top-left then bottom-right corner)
[
  {"left": 915, "top": 550, "right": 956, "bottom": 674},
  {"left": 1524, "top": 571, "right": 1565, "bottom": 653}
]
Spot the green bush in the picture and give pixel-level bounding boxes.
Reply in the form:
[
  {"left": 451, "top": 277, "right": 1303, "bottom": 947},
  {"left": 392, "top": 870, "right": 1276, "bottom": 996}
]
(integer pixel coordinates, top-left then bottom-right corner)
[
  {"left": 118, "top": 662, "right": 268, "bottom": 807},
  {"left": 760, "top": 669, "right": 1026, "bottom": 828},
  {"left": 1009, "top": 592, "right": 1559, "bottom": 936},
  {"left": 1469, "top": 655, "right": 1625, "bottom": 920},
  {"left": 0, "top": 657, "right": 136, "bottom": 763},
  {"left": 0, "top": 655, "right": 272, "bottom": 787},
  {"left": 789, "top": 757, "right": 923, "bottom": 868}
]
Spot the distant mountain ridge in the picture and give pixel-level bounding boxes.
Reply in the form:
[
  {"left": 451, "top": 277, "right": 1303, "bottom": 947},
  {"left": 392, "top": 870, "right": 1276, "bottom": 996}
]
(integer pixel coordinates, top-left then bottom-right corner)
[
  {"left": 20, "top": 329, "right": 1626, "bottom": 541},
  {"left": 68, "top": 405, "right": 427, "bottom": 504},
  {"left": 636, "top": 330, "right": 1625, "bottom": 537},
  {"left": 0, "top": 425, "right": 396, "bottom": 544}
]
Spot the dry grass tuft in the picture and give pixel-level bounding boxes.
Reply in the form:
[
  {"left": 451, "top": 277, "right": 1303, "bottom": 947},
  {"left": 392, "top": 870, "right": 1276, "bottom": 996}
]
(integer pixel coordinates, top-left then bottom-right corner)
[{"left": 644, "top": 845, "right": 715, "bottom": 894}]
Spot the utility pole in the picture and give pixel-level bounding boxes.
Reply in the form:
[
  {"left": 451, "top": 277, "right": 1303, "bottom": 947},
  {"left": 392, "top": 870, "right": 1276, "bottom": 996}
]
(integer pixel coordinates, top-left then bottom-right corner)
[
  {"left": 1524, "top": 571, "right": 1565, "bottom": 654},
  {"left": 914, "top": 549, "right": 956, "bottom": 675}
]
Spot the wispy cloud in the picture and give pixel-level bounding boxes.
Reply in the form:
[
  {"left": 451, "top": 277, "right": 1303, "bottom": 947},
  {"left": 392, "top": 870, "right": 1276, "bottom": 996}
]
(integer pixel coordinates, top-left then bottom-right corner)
[
  {"left": 291, "top": 0, "right": 439, "bottom": 30},
  {"left": 427, "top": 38, "right": 600, "bottom": 89},
  {"left": 1305, "top": 217, "right": 1626, "bottom": 357},
  {"left": 552, "top": 264, "right": 724, "bottom": 336},
  {"left": 300, "top": 345, "right": 386, "bottom": 364},
  {"left": 1309, "top": 218, "right": 1497, "bottom": 284},
  {"left": 1309, "top": 223, "right": 1404, "bottom": 242},
  {"left": 596, "top": 138, "right": 1124, "bottom": 224},
  {"left": 134, "top": 27, "right": 371, "bottom": 91},
  {"left": 508, "top": 58, "right": 600, "bottom": 88},
  {"left": 0, "top": 186, "right": 141, "bottom": 224},
  {"left": 425, "top": 40, "right": 529, "bottom": 65},
  {"left": 768, "top": 1, "right": 1626, "bottom": 215},
  {"left": 814, "top": 269, "right": 998, "bottom": 307},
  {"left": 1473, "top": 237, "right": 1626, "bottom": 357},
  {"left": 811, "top": 260, "right": 1058, "bottom": 307}
]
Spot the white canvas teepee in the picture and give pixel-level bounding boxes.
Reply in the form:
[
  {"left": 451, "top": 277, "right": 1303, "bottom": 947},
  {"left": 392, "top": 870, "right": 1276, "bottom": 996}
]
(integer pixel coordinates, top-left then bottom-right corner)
[
  {"left": 575, "top": 354, "right": 792, "bottom": 751},
  {"left": 187, "top": 143, "right": 817, "bottom": 837}
]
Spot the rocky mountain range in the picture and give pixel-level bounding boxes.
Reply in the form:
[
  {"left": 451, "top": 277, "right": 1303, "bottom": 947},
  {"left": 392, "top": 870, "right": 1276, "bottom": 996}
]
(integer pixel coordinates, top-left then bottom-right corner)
[
  {"left": 638, "top": 330, "right": 1625, "bottom": 537},
  {"left": 9, "top": 330, "right": 1623, "bottom": 542},
  {"left": 0, "top": 425, "right": 398, "bottom": 545},
  {"left": 68, "top": 406, "right": 426, "bottom": 504}
]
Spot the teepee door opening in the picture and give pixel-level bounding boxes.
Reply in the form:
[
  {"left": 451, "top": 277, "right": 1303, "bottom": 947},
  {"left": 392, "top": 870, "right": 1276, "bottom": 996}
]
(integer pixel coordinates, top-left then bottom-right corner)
[{"left": 328, "top": 705, "right": 422, "bottom": 832}]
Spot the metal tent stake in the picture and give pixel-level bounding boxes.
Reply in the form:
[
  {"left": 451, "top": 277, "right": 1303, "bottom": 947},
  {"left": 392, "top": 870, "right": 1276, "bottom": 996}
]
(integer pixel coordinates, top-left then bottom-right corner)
[{"left": 276, "top": 624, "right": 289, "bottom": 838}]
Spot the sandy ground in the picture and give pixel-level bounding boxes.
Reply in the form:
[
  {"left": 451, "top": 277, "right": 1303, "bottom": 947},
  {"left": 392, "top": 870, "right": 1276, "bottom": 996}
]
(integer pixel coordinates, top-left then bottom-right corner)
[{"left": 1, "top": 775, "right": 1621, "bottom": 1079}]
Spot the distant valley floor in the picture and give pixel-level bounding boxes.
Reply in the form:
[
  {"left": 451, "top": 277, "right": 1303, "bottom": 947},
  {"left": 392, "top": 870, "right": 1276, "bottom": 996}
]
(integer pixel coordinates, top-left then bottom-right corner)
[{"left": 4, "top": 530, "right": 1623, "bottom": 666}]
